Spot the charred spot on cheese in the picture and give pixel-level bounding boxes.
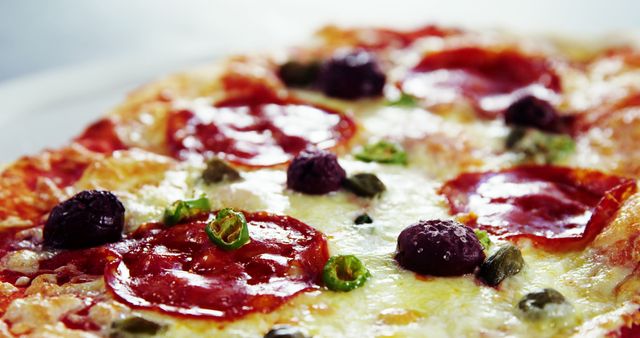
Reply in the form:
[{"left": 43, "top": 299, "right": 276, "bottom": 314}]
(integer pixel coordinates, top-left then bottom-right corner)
[
  {"left": 395, "top": 219, "right": 485, "bottom": 277},
  {"left": 478, "top": 244, "right": 524, "bottom": 286},
  {"left": 403, "top": 47, "right": 561, "bottom": 117},
  {"left": 287, "top": 150, "right": 346, "bottom": 195},
  {"left": 440, "top": 165, "right": 637, "bottom": 251},
  {"left": 105, "top": 211, "right": 329, "bottom": 320},
  {"left": 202, "top": 157, "right": 241, "bottom": 184},
  {"left": 166, "top": 95, "right": 356, "bottom": 166},
  {"left": 43, "top": 190, "right": 125, "bottom": 249},
  {"left": 317, "top": 49, "right": 386, "bottom": 100},
  {"left": 505, "top": 128, "right": 575, "bottom": 164},
  {"left": 343, "top": 173, "right": 386, "bottom": 198}
]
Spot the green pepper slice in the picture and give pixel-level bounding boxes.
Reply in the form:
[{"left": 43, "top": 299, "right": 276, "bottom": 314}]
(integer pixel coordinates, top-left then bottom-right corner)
[
  {"left": 474, "top": 229, "right": 492, "bottom": 251},
  {"left": 205, "top": 208, "right": 250, "bottom": 250},
  {"left": 323, "top": 255, "right": 370, "bottom": 292},
  {"left": 354, "top": 140, "right": 408, "bottom": 165},
  {"left": 163, "top": 195, "right": 211, "bottom": 226}
]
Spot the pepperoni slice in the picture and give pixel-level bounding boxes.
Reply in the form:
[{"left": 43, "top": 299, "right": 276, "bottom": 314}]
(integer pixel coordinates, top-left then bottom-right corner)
[
  {"left": 402, "top": 47, "right": 561, "bottom": 117},
  {"left": 166, "top": 97, "right": 356, "bottom": 166},
  {"left": 440, "top": 165, "right": 637, "bottom": 251},
  {"left": 74, "top": 118, "right": 127, "bottom": 154},
  {"left": 105, "top": 211, "right": 329, "bottom": 320}
]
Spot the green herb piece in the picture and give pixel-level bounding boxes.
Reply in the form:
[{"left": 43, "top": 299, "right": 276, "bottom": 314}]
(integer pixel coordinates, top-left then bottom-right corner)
[
  {"left": 343, "top": 173, "right": 386, "bottom": 198},
  {"left": 110, "top": 316, "right": 166, "bottom": 338},
  {"left": 354, "top": 213, "right": 373, "bottom": 225},
  {"left": 386, "top": 92, "right": 419, "bottom": 107},
  {"left": 478, "top": 244, "right": 524, "bottom": 286},
  {"left": 506, "top": 128, "right": 575, "bottom": 164},
  {"left": 474, "top": 229, "right": 492, "bottom": 251},
  {"left": 205, "top": 208, "right": 250, "bottom": 250},
  {"left": 323, "top": 255, "right": 370, "bottom": 292},
  {"left": 163, "top": 195, "right": 211, "bottom": 226},
  {"left": 202, "top": 157, "right": 241, "bottom": 184},
  {"left": 355, "top": 140, "right": 408, "bottom": 165}
]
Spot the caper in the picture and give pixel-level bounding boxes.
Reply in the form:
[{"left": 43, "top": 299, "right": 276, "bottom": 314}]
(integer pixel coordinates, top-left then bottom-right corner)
[
  {"left": 478, "top": 244, "right": 524, "bottom": 286},
  {"left": 110, "top": 316, "right": 166, "bottom": 337},
  {"left": 354, "top": 213, "right": 373, "bottom": 225},
  {"left": 343, "top": 173, "right": 386, "bottom": 198},
  {"left": 518, "top": 288, "right": 568, "bottom": 320},
  {"left": 202, "top": 157, "right": 241, "bottom": 184},
  {"left": 278, "top": 60, "right": 320, "bottom": 88},
  {"left": 264, "top": 325, "right": 309, "bottom": 338}
]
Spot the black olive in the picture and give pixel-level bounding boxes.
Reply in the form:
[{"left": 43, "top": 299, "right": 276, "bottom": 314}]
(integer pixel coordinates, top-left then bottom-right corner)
[
  {"left": 518, "top": 288, "right": 568, "bottom": 320},
  {"left": 504, "top": 96, "right": 562, "bottom": 132},
  {"left": 202, "top": 157, "right": 241, "bottom": 184},
  {"left": 478, "top": 244, "right": 524, "bottom": 286},
  {"left": 278, "top": 61, "right": 320, "bottom": 87},
  {"left": 110, "top": 316, "right": 166, "bottom": 338},
  {"left": 342, "top": 173, "right": 386, "bottom": 198},
  {"left": 43, "top": 190, "right": 125, "bottom": 249},
  {"left": 354, "top": 213, "right": 373, "bottom": 225},
  {"left": 286, "top": 150, "right": 346, "bottom": 195},
  {"left": 395, "top": 219, "right": 485, "bottom": 276},
  {"left": 317, "top": 50, "right": 386, "bottom": 100},
  {"left": 264, "top": 325, "right": 308, "bottom": 338}
]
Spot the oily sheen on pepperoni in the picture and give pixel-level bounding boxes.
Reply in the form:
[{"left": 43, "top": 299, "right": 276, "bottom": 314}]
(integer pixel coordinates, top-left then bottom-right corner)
[
  {"left": 105, "top": 211, "right": 329, "bottom": 320},
  {"left": 402, "top": 47, "right": 561, "bottom": 116},
  {"left": 440, "top": 165, "right": 637, "bottom": 251},
  {"left": 166, "top": 97, "right": 356, "bottom": 166}
]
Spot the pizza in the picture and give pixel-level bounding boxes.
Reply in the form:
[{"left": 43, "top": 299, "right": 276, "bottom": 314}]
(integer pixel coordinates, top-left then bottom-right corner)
[{"left": 1, "top": 23, "right": 640, "bottom": 338}]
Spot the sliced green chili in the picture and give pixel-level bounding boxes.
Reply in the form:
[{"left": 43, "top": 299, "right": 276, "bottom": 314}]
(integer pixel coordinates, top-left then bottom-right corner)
[
  {"left": 110, "top": 316, "right": 166, "bottom": 337},
  {"left": 354, "top": 140, "right": 408, "bottom": 165},
  {"left": 323, "top": 255, "right": 370, "bottom": 292},
  {"left": 506, "top": 128, "right": 575, "bottom": 164},
  {"left": 386, "top": 92, "right": 418, "bottom": 107},
  {"left": 205, "top": 208, "right": 250, "bottom": 250},
  {"left": 474, "top": 229, "right": 492, "bottom": 251},
  {"left": 163, "top": 195, "right": 211, "bottom": 226},
  {"left": 343, "top": 173, "right": 386, "bottom": 198},
  {"left": 354, "top": 213, "right": 373, "bottom": 225}
]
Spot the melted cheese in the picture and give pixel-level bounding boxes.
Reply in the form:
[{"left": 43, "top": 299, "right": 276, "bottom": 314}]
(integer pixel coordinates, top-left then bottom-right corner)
[{"left": 2, "top": 27, "right": 640, "bottom": 338}]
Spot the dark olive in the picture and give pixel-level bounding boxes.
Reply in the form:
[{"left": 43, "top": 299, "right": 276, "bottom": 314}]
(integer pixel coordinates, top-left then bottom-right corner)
[
  {"left": 518, "top": 288, "right": 568, "bottom": 320},
  {"left": 278, "top": 60, "right": 320, "bottom": 87},
  {"left": 317, "top": 50, "right": 386, "bottom": 99},
  {"left": 202, "top": 157, "right": 241, "bottom": 184},
  {"left": 286, "top": 150, "right": 346, "bottom": 195},
  {"left": 504, "top": 95, "right": 562, "bottom": 132},
  {"left": 478, "top": 244, "right": 524, "bottom": 286},
  {"left": 395, "top": 219, "right": 485, "bottom": 276},
  {"left": 342, "top": 173, "right": 386, "bottom": 198},
  {"left": 110, "top": 316, "right": 166, "bottom": 338},
  {"left": 354, "top": 213, "right": 373, "bottom": 225},
  {"left": 43, "top": 190, "right": 125, "bottom": 249},
  {"left": 264, "top": 325, "right": 308, "bottom": 338}
]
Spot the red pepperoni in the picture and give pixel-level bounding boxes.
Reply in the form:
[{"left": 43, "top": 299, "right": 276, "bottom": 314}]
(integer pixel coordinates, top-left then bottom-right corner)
[
  {"left": 166, "top": 97, "right": 356, "bottom": 166},
  {"left": 403, "top": 47, "right": 561, "bottom": 117},
  {"left": 440, "top": 165, "right": 636, "bottom": 251},
  {"left": 105, "top": 211, "right": 329, "bottom": 320},
  {"left": 74, "top": 118, "right": 127, "bottom": 154}
]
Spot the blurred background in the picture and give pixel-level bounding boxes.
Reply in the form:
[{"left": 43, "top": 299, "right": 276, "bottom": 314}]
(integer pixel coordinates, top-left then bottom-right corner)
[{"left": 1, "top": 0, "right": 639, "bottom": 161}]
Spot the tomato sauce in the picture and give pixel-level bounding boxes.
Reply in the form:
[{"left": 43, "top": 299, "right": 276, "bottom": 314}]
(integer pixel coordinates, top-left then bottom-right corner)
[
  {"left": 403, "top": 47, "right": 561, "bottom": 117},
  {"left": 440, "top": 165, "right": 636, "bottom": 251}
]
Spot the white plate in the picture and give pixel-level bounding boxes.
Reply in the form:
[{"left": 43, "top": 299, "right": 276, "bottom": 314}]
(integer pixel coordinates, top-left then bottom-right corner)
[{"left": 0, "top": 52, "right": 218, "bottom": 163}]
